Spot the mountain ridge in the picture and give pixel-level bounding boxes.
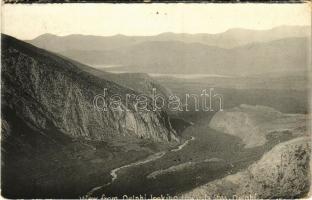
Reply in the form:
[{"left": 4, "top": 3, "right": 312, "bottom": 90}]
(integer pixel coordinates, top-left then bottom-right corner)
[
  {"left": 2, "top": 33, "right": 179, "bottom": 142},
  {"left": 27, "top": 25, "right": 310, "bottom": 52}
]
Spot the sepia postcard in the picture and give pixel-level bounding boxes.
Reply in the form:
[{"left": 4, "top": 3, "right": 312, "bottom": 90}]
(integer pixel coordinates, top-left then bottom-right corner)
[{"left": 1, "top": 2, "right": 311, "bottom": 199}]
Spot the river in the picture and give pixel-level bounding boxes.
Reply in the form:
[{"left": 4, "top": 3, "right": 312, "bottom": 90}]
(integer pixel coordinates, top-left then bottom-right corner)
[{"left": 84, "top": 136, "right": 195, "bottom": 198}]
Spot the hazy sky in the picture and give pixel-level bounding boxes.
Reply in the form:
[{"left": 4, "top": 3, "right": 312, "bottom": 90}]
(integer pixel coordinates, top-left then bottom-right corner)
[{"left": 2, "top": 3, "right": 311, "bottom": 40}]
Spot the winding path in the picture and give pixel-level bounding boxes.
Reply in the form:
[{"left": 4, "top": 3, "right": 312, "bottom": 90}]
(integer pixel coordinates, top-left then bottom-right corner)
[{"left": 84, "top": 136, "right": 195, "bottom": 198}]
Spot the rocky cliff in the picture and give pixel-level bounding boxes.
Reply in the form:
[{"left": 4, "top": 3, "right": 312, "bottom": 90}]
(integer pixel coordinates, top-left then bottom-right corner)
[
  {"left": 209, "top": 104, "right": 307, "bottom": 148},
  {"left": 182, "top": 136, "right": 311, "bottom": 199},
  {"left": 1, "top": 34, "right": 178, "bottom": 143}
]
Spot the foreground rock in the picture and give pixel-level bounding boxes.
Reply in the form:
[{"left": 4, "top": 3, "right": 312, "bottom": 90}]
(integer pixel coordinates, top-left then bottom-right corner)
[
  {"left": 209, "top": 104, "right": 307, "bottom": 148},
  {"left": 182, "top": 137, "right": 311, "bottom": 199}
]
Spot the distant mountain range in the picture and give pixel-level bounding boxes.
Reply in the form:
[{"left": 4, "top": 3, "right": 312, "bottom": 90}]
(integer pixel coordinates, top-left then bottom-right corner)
[
  {"left": 28, "top": 26, "right": 310, "bottom": 51},
  {"left": 27, "top": 26, "right": 310, "bottom": 76}
]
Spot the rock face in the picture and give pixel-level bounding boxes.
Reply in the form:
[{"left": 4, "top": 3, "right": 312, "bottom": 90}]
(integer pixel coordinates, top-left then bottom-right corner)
[
  {"left": 209, "top": 104, "right": 307, "bottom": 148},
  {"left": 182, "top": 137, "right": 311, "bottom": 199},
  {"left": 1, "top": 34, "right": 178, "bottom": 143}
]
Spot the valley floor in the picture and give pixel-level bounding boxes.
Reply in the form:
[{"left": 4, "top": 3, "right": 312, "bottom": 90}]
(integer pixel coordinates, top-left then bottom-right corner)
[{"left": 84, "top": 113, "right": 296, "bottom": 198}]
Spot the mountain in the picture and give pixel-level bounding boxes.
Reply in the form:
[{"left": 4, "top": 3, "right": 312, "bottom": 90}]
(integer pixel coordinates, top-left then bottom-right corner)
[
  {"left": 157, "top": 26, "right": 310, "bottom": 48},
  {"left": 2, "top": 34, "right": 178, "bottom": 142},
  {"left": 28, "top": 26, "right": 310, "bottom": 51},
  {"left": 56, "top": 37, "right": 308, "bottom": 76},
  {"left": 1, "top": 34, "right": 180, "bottom": 197},
  {"left": 26, "top": 26, "right": 309, "bottom": 76}
]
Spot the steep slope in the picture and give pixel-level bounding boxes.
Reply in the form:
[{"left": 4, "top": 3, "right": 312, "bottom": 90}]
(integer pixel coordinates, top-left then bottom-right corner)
[
  {"left": 1, "top": 101, "right": 175, "bottom": 198},
  {"left": 209, "top": 105, "right": 308, "bottom": 148},
  {"left": 1, "top": 34, "right": 178, "bottom": 142},
  {"left": 182, "top": 136, "right": 311, "bottom": 199},
  {"left": 1, "top": 34, "right": 182, "bottom": 198}
]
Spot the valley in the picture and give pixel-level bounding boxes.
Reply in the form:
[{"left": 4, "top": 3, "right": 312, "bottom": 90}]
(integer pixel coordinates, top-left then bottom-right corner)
[
  {"left": 1, "top": 25, "right": 310, "bottom": 199},
  {"left": 82, "top": 111, "right": 300, "bottom": 198},
  {"left": 79, "top": 74, "right": 309, "bottom": 198}
]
